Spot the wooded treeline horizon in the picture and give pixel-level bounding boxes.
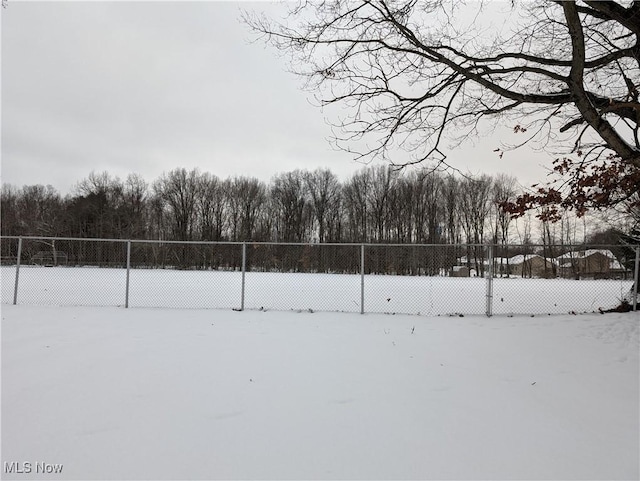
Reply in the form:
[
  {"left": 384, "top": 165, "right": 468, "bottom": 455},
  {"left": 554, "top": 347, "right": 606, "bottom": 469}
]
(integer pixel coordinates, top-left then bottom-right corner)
[{"left": 0, "top": 165, "right": 626, "bottom": 247}]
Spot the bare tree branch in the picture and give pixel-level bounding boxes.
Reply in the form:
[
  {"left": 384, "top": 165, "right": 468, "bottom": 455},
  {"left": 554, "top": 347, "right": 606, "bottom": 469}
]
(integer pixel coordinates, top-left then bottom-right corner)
[{"left": 244, "top": 0, "right": 640, "bottom": 216}]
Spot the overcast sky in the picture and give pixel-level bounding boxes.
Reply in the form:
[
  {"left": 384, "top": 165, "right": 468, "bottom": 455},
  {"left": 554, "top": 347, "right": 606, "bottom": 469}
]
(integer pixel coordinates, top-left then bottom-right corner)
[{"left": 2, "top": 1, "right": 553, "bottom": 195}]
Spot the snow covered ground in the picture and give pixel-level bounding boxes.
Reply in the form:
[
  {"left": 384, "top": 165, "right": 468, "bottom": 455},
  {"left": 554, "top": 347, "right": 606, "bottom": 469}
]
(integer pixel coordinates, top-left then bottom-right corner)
[
  {"left": 1, "top": 266, "right": 634, "bottom": 315},
  {"left": 2, "top": 305, "right": 638, "bottom": 480}
]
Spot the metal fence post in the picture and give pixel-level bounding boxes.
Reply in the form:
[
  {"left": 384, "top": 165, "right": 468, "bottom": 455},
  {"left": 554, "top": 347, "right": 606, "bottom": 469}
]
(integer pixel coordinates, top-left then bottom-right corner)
[
  {"left": 13, "top": 237, "right": 22, "bottom": 305},
  {"left": 360, "top": 244, "right": 365, "bottom": 314},
  {"left": 125, "top": 241, "right": 131, "bottom": 308},
  {"left": 485, "top": 244, "right": 494, "bottom": 317},
  {"left": 634, "top": 246, "right": 639, "bottom": 312},
  {"left": 241, "top": 242, "right": 247, "bottom": 311}
]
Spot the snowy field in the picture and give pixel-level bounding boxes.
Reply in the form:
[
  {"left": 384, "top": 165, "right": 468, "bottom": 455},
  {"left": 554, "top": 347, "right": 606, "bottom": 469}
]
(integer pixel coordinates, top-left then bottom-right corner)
[
  {"left": 2, "top": 305, "right": 638, "bottom": 480},
  {"left": 1, "top": 266, "right": 634, "bottom": 315}
]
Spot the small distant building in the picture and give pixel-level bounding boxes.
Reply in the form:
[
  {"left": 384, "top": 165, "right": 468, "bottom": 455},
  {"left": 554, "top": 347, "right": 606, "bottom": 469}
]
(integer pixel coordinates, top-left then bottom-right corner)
[
  {"left": 556, "top": 249, "right": 627, "bottom": 279},
  {"left": 450, "top": 266, "right": 470, "bottom": 277},
  {"left": 508, "top": 254, "right": 555, "bottom": 278}
]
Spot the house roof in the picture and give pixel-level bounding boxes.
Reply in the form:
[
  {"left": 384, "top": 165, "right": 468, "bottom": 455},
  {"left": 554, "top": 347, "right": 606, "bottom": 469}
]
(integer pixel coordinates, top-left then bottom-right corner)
[
  {"left": 508, "top": 254, "right": 556, "bottom": 265},
  {"left": 556, "top": 249, "right": 615, "bottom": 260},
  {"left": 556, "top": 249, "right": 626, "bottom": 270}
]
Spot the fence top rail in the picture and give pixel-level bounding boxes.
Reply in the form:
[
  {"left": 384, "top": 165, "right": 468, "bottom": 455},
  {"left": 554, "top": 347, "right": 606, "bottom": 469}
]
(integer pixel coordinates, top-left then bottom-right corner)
[
  {"left": 1, "top": 236, "right": 128, "bottom": 244},
  {"left": 0, "top": 236, "right": 636, "bottom": 251},
  {"left": 0, "top": 236, "right": 474, "bottom": 248}
]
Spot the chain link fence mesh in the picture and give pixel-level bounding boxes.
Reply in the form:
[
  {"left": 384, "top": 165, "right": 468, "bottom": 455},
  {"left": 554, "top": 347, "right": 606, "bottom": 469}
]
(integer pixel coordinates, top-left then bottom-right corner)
[
  {"left": 1, "top": 237, "right": 637, "bottom": 315},
  {"left": 127, "top": 241, "right": 242, "bottom": 309},
  {"left": 5, "top": 238, "right": 128, "bottom": 307},
  {"left": 244, "top": 243, "right": 362, "bottom": 313},
  {"left": 1, "top": 236, "right": 20, "bottom": 303},
  {"left": 362, "top": 244, "right": 487, "bottom": 315}
]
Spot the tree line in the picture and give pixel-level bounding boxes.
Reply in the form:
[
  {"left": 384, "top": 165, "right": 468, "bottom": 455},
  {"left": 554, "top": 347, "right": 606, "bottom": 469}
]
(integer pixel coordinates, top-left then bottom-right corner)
[
  {"left": 2, "top": 166, "right": 635, "bottom": 275},
  {"left": 1, "top": 166, "right": 526, "bottom": 246}
]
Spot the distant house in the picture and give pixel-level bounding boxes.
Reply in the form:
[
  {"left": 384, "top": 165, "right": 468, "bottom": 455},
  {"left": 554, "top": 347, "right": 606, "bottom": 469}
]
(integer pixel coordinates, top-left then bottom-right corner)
[
  {"left": 450, "top": 265, "right": 470, "bottom": 277},
  {"left": 508, "top": 254, "right": 555, "bottom": 278},
  {"left": 556, "top": 249, "right": 627, "bottom": 279}
]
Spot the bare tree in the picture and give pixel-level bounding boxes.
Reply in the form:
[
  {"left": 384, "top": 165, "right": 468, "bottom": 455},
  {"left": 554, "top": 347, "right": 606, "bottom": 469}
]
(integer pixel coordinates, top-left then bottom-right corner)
[
  {"left": 225, "top": 176, "right": 267, "bottom": 241},
  {"left": 387, "top": 175, "right": 414, "bottom": 243},
  {"left": 148, "top": 193, "right": 169, "bottom": 241},
  {"left": 245, "top": 0, "right": 640, "bottom": 218},
  {"left": 71, "top": 171, "right": 125, "bottom": 239},
  {"left": 15, "top": 184, "right": 63, "bottom": 237},
  {"left": 119, "top": 173, "right": 149, "bottom": 239},
  {"left": 1, "top": 184, "right": 21, "bottom": 237},
  {"left": 459, "top": 176, "right": 493, "bottom": 244},
  {"left": 413, "top": 169, "right": 445, "bottom": 244},
  {"left": 441, "top": 174, "right": 460, "bottom": 245},
  {"left": 458, "top": 175, "right": 493, "bottom": 275},
  {"left": 304, "top": 168, "right": 341, "bottom": 243},
  {"left": 153, "top": 168, "right": 200, "bottom": 242},
  {"left": 342, "top": 170, "right": 370, "bottom": 242},
  {"left": 10, "top": 184, "right": 65, "bottom": 264},
  {"left": 491, "top": 174, "right": 518, "bottom": 276},
  {"left": 198, "top": 172, "right": 226, "bottom": 241},
  {"left": 342, "top": 166, "right": 398, "bottom": 243},
  {"left": 271, "top": 170, "right": 311, "bottom": 242},
  {"left": 366, "top": 165, "right": 396, "bottom": 242},
  {"left": 540, "top": 209, "right": 560, "bottom": 277},
  {"left": 513, "top": 211, "right": 535, "bottom": 277}
]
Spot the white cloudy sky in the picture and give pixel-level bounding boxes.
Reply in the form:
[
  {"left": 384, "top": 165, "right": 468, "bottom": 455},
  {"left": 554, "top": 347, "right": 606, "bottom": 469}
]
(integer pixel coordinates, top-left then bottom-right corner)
[{"left": 1, "top": 1, "right": 553, "bottom": 194}]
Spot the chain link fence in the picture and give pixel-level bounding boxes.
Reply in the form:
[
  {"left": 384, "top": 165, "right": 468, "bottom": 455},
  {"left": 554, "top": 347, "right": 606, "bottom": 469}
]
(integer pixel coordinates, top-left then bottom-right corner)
[
  {"left": 1, "top": 236, "right": 638, "bottom": 316},
  {"left": 1, "top": 237, "right": 127, "bottom": 307}
]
